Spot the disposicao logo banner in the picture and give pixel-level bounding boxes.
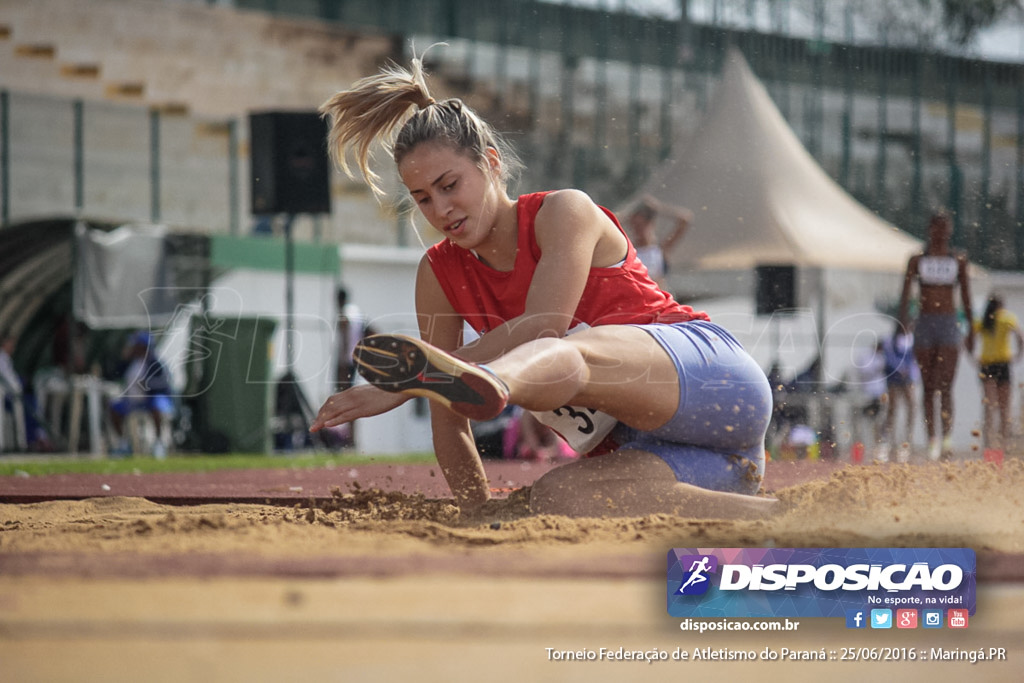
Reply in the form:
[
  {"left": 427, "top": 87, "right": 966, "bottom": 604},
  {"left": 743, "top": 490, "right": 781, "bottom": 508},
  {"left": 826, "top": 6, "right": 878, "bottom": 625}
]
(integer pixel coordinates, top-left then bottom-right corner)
[{"left": 667, "top": 548, "right": 976, "bottom": 618}]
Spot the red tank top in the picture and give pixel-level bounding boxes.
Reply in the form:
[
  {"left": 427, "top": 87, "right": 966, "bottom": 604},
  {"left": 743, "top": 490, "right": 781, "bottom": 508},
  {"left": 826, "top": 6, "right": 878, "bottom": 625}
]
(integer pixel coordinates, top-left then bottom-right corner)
[{"left": 426, "top": 191, "right": 708, "bottom": 335}]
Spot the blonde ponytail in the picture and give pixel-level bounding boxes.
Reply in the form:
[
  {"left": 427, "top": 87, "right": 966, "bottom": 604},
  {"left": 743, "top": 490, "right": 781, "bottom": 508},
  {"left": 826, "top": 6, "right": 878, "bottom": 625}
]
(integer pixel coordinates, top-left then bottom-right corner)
[
  {"left": 320, "top": 50, "right": 522, "bottom": 197},
  {"left": 319, "top": 58, "right": 433, "bottom": 196}
]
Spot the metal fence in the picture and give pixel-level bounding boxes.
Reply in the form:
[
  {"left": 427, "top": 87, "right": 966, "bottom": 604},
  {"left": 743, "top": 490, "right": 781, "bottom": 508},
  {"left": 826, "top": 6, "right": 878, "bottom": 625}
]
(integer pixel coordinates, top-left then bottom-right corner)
[
  {"left": 2, "top": 0, "right": 1023, "bottom": 269},
  {"left": 237, "top": 0, "right": 1024, "bottom": 270},
  {"left": 0, "top": 91, "right": 240, "bottom": 233}
]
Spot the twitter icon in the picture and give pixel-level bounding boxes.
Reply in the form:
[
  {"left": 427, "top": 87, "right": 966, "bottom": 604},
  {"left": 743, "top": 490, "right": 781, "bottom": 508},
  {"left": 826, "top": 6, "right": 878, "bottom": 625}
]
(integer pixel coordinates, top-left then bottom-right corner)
[{"left": 870, "top": 609, "right": 893, "bottom": 629}]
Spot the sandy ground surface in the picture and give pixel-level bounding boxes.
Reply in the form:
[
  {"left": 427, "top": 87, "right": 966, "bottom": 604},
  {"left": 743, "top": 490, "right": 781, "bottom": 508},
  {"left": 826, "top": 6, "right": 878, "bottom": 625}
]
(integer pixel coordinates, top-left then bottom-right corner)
[{"left": 1, "top": 456, "right": 1023, "bottom": 681}]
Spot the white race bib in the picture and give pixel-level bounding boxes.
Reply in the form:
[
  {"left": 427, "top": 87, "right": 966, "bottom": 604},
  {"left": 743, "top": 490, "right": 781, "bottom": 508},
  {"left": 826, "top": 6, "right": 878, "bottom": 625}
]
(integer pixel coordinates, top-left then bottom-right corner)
[
  {"left": 918, "top": 255, "right": 958, "bottom": 286},
  {"left": 530, "top": 405, "right": 618, "bottom": 454}
]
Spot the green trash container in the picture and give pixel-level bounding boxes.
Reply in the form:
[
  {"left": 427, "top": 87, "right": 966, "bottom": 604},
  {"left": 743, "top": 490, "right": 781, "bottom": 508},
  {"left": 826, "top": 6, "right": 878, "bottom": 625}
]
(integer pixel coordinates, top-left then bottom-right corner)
[{"left": 189, "top": 316, "right": 277, "bottom": 454}]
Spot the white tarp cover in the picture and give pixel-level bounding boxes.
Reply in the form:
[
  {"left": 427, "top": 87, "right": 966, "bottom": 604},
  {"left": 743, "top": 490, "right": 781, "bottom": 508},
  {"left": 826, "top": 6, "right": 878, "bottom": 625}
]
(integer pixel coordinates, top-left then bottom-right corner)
[{"left": 72, "top": 221, "right": 178, "bottom": 329}]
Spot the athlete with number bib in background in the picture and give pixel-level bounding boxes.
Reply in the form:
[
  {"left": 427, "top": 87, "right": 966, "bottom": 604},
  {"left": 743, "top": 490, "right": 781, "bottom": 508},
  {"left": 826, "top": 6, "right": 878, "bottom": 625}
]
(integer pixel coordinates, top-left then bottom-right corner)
[
  {"left": 898, "top": 210, "right": 974, "bottom": 461},
  {"left": 311, "top": 52, "right": 775, "bottom": 520}
]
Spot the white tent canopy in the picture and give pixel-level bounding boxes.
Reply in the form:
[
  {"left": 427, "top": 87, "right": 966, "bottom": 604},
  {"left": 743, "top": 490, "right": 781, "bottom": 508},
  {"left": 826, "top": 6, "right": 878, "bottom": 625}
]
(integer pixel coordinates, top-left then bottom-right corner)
[
  {"left": 625, "top": 47, "right": 922, "bottom": 307},
  {"left": 618, "top": 48, "right": 1008, "bottom": 451}
]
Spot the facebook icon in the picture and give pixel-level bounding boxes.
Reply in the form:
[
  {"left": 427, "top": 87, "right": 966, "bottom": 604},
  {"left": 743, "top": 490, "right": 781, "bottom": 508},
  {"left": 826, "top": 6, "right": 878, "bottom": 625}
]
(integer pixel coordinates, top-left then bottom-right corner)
[{"left": 845, "top": 609, "right": 867, "bottom": 629}]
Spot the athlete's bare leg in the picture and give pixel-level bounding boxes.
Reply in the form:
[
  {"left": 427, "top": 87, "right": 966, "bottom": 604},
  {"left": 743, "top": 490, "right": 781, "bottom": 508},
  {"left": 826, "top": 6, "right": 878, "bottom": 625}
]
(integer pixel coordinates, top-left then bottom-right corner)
[
  {"left": 935, "top": 345, "right": 959, "bottom": 447},
  {"left": 916, "top": 344, "right": 959, "bottom": 443},
  {"left": 353, "top": 327, "right": 776, "bottom": 519},
  {"left": 529, "top": 449, "right": 777, "bottom": 519},
  {"left": 486, "top": 327, "right": 776, "bottom": 519},
  {"left": 997, "top": 381, "right": 1012, "bottom": 448},
  {"left": 982, "top": 378, "right": 999, "bottom": 448},
  {"left": 486, "top": 325, "right": 680, "bottom": 430},
  {"left": 916, "top": 348, "right": 937, "bottom": 442}
]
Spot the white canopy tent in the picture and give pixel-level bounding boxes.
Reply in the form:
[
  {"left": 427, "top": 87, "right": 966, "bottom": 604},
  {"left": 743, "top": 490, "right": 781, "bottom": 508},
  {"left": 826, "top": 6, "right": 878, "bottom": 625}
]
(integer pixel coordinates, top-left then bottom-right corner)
[
  {"left": 620, "top": 48, "right": 999, "bottom": 450},
  {"left": 621, "top": 48, "right": 938, "bottom": 379},
  {"left": 630, "top": 48, "right": 923, "bottom": 302}
]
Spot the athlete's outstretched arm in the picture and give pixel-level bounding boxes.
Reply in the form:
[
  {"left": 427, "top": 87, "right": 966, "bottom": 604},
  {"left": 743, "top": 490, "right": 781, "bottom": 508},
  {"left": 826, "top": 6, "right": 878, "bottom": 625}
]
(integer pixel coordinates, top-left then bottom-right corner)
[
  {"left": 897, "top": 254, "right": 919, "bottom": 330},
  {"left": 416, "top": 258, "right": 492, "bottom": 511},
  {"left": 310, "top": 385, "right": 408, "bottom": 431}
]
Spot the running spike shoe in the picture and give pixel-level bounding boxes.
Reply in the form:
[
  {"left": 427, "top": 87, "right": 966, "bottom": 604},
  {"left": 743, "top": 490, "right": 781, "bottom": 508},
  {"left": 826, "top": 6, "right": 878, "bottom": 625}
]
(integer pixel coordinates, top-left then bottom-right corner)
[{"left": 354, "top": 334, "right": 509, "bottom": 421}]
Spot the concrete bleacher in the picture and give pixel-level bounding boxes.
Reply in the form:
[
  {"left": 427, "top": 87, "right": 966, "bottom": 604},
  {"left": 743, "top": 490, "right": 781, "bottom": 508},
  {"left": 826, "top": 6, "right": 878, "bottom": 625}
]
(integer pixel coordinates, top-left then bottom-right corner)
[
  {"left": 0, "top": 2, "right": 425, "bottom": 455},
  {"left": 0, "top": 0, "right": 396, "bottom": 118},
  {"left": 0, "top": 0, "right": 400, "bottom": 241}
]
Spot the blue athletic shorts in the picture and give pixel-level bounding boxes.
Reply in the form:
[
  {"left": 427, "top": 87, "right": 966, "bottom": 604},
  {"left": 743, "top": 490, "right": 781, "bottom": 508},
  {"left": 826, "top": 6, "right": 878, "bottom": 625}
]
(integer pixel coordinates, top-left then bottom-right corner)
[
  {"left": 913, "top": 313, "right": 962, "bottom": 350},
  {"left": 111, "top": 395, "right": 174, "bottom": 416},
  {"left": 612, "top": 320, "right": 772, "bottom": 495}
]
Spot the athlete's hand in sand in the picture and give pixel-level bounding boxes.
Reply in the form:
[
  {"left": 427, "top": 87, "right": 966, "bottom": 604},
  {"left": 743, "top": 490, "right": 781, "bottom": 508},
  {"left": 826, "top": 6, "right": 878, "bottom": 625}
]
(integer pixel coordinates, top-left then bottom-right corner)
[{"left": 310, "top": 385, "right": 409, "bottom": 432}]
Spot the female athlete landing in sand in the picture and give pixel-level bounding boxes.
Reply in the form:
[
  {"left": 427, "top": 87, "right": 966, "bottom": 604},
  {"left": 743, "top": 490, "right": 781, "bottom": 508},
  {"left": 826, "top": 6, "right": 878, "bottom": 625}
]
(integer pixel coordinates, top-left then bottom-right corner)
[{"left": 310, "top": 55, "right": 776, "bottom": 520}]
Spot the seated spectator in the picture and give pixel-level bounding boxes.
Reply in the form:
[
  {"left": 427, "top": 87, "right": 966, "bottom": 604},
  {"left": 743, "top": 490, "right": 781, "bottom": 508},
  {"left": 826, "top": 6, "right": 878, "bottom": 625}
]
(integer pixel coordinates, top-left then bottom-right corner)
[
  {"left": 109, "top": 331, "right": 174, "bottom": 458},
  {"left": 852, "top": 340, "right": 890, "bottom": 462},
  {"left": 882, "top": 329, "right": 920, "bottom": 462}
]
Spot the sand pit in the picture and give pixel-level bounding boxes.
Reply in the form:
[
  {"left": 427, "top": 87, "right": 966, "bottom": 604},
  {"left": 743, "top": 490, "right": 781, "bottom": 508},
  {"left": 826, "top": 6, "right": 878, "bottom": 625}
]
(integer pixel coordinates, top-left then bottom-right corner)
[
  {"left": 1, "top": 458, "right": 1023, "bottom": 681},
  {"left": 3, "top": 459, "right": 1023, "bottom": 561}
]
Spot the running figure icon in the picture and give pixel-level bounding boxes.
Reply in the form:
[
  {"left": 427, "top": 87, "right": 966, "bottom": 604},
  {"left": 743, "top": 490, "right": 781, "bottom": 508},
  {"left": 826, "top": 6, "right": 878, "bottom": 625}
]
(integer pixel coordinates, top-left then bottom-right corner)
[{"left": 678, "top": 556, "right": 712, "bottom": 593}]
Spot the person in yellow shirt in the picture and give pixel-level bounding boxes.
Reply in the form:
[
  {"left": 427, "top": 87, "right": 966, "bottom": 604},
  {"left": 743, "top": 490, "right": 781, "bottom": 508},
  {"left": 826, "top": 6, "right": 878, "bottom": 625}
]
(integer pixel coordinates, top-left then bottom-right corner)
[{"left": 973, "top": 294, "right": 1024, "bottom": 451}]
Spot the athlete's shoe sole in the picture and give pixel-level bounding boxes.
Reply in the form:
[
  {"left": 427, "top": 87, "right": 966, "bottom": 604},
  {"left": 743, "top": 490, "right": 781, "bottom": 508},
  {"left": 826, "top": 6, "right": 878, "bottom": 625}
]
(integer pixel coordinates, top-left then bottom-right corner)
[{"left": 354, "top": 334, "right": 509, "bottom": 421}]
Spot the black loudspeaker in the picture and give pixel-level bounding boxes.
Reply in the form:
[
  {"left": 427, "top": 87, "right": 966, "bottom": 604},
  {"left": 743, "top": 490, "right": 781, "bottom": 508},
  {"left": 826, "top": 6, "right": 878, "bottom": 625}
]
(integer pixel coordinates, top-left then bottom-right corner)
[
  {"left": 755, "top": 264, "right": 796, "bottom": 315},
  {"left": 250, "top": 112, "right": 331, "bottom": 214}
]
